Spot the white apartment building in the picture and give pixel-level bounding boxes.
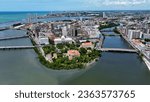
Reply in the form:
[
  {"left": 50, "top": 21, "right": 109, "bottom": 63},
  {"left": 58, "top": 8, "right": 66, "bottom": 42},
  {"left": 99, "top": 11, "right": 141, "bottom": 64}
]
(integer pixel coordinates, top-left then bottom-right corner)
[
  {"left": 127, "top": 30, "right": 143, "bottom": 41},
  {"left": 61, "top": 26, "right": 68, "bottom": 36},
  {"left": 143, "top": 33, "right": 150, "bottom": 39}
]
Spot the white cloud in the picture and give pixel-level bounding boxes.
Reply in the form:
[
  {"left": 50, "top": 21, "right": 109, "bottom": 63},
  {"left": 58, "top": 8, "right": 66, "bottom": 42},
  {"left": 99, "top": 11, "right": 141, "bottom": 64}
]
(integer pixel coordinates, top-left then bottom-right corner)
[
  {"left": 84, "top": 0, "right": 148, "bottom": 7},
  {"left": 103, "top": 0, "right": 147, "bottom": 6}
]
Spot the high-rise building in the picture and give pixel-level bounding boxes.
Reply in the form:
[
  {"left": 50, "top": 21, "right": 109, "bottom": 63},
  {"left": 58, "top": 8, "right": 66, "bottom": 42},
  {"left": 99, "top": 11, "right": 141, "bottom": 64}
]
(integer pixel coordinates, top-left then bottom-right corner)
[
  {"left": 103, "top": 12, "right": 107, "bottom": 18},
  {"left": 80, "top": 17, "right": 83, "bottom": 21},
  {"left": 128, "top": 30, "right": 143, "bottom": 40},
  {"left": 61, "top": 26, "right": 67, "bottom": 36},
  {"left": 143, "top": 33, "right": 150, "bottom": 39},
  {"left": 68, "top": 25, "right": 81, "bottom": 37}
]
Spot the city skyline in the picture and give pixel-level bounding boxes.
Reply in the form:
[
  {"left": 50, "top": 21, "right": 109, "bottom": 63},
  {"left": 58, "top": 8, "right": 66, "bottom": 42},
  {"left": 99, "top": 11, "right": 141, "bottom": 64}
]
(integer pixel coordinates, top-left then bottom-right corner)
[{"left": 0, "top": 0, "right": 150, "bottom": 11}]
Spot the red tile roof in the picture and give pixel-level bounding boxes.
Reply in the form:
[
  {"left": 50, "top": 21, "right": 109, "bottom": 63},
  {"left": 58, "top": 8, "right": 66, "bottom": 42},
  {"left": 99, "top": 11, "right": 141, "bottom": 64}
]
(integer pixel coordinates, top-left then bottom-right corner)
[{"left": 67, "top": 50, "right": 80, "bottom": 56}]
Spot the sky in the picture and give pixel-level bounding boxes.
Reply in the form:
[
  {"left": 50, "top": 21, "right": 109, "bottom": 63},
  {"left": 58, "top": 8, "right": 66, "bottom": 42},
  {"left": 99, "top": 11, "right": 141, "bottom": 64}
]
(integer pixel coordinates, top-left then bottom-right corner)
[{"left": 0, "top": 0, "right": 150, "bottom": 11}]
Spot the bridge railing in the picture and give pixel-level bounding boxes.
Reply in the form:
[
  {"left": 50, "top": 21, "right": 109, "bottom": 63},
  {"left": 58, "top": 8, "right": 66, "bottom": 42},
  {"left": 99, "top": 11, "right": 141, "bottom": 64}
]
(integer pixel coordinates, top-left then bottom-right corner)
[{"left": 98, "top": 48, "right": 137, "bottom": 53}]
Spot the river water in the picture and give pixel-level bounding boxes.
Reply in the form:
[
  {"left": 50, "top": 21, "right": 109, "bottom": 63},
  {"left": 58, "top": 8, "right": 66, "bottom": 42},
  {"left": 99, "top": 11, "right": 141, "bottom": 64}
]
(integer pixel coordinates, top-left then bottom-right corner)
[{"left": 0, "top": 29, "right": 150, "bottom": 85}]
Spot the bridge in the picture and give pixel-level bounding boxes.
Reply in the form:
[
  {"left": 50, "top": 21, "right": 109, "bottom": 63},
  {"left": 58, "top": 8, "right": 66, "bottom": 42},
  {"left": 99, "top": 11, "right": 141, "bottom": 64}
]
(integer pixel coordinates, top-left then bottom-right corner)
[
  {"left": 100, "top": 30, "right": 112, "bottom": 32},
  {"left": 102, "top": 34, "right": 120, "bottom": 36},
  {"left": 0, "top": 45, "right": 42, "bottom": 50},
  {"left": 0, "top": 35, "right": 29, "bottom": 41},
  {"left": 98, "top": 48, "right": 137, "bottom": 53}
]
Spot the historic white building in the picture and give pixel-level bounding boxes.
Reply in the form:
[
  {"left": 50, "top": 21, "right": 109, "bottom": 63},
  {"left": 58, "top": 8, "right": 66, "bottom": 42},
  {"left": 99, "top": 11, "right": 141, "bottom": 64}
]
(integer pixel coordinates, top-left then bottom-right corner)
[{"left": 54, "top": 36, "right": 73, "bottom": 44}]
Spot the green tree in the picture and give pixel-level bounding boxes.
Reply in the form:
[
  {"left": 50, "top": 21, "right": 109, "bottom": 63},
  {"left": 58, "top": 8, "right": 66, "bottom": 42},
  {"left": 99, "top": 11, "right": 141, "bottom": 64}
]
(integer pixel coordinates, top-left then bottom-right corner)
[
  {"left": 145, "top": 39, "right": 150, "bottom": 42},
  {"left": 43, "top": 45, "right": 56, "bottom": 55},
  {"left": 57, "top": 43, "right": 64, "bottom": 49},
  {"left": 79, "top": 47, "right": 87, "bottom": 55}
]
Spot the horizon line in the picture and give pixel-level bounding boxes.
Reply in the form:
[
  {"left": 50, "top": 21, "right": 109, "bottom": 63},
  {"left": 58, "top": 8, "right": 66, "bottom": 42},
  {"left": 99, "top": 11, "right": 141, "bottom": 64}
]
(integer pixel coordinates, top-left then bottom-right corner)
[{"left": 0, "top": 9, "right": 150, "bottom": 12}]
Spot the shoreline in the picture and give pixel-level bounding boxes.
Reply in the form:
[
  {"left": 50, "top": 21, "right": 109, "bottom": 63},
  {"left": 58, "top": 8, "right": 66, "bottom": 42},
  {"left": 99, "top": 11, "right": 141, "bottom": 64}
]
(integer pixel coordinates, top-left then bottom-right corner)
[
  {"left": 142, "top": 57, "right": 150, "bottom": 70},
  {"left": 119, "top": 32, "right": 150, "bottom": 70},
  {"left": 85, "top": 58, "right": 99, "bottom": 68}
]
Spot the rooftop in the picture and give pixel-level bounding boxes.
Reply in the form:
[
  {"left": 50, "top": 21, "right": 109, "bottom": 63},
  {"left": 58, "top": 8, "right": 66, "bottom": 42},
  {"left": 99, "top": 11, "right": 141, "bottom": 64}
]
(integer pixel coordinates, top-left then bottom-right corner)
[
  {"left": 81, "top": 42, "right": 93, "bottom": 46},
  {"left": 67, "top": 50, "right": 80, "bottom": 56}
]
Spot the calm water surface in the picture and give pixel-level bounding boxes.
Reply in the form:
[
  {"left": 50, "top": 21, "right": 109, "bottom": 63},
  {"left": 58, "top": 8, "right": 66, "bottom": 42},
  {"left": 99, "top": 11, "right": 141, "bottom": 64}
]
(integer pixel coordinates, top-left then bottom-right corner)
[
  {"left": 0, "top": 29, "right": 150, "bottom": 85},
  {"left": 65, "top": 31, "right": 150, "bottom": 85}
]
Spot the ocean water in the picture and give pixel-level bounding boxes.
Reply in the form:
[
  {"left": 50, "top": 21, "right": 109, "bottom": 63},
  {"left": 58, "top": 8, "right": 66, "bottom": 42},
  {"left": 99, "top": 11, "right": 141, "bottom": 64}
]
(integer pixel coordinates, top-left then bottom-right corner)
[
  {"left": 0, "top": 11, "right": 88, "bottom": 27},
  {"left": 0, "top": 11, "right": 49, "bottom": 27},
  {"left": 0, "top": 11, "right": 50, "bottom": 23}
]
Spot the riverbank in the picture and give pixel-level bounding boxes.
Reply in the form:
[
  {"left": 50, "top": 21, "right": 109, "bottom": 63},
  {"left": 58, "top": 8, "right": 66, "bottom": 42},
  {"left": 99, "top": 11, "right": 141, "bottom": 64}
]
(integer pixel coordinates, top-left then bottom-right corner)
[
  {"left": 101, "top": 26, "right": 150, "bottom": 71},
  {"left": 113, "top": 27, "right": 121, "bottom": 34},
  {"left": 118, "top": 29, "right": 150, "bottom": 70},
  {"left": 85, "top": 58, "right": 99, "bottom": 68},
  {"left": 142, "top": 57, "right": 150, "bottom": 70}
]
